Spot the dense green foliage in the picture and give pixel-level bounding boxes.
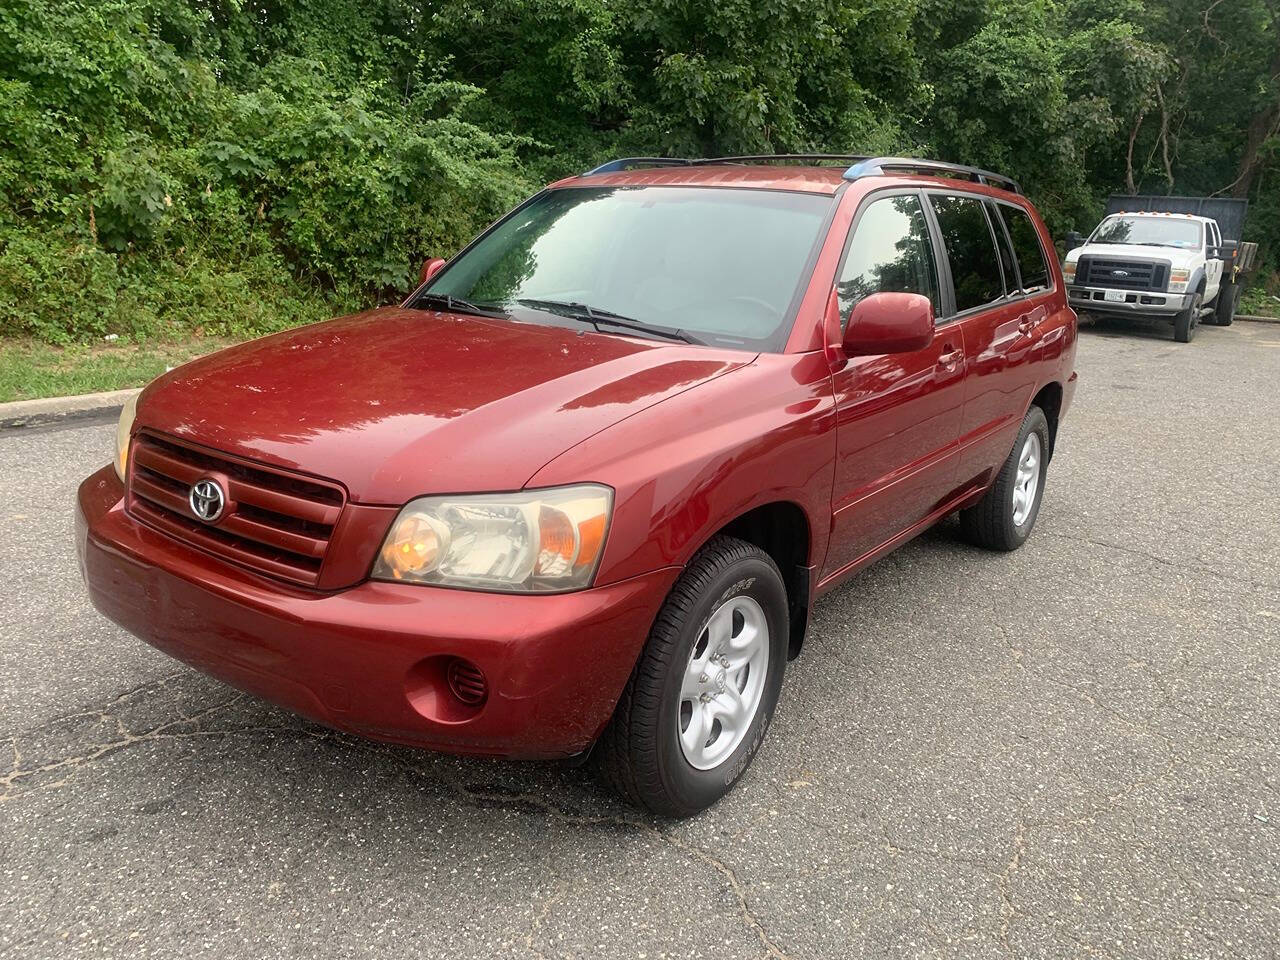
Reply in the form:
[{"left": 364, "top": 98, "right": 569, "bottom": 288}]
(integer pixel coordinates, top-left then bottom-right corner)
[{"left": 1, "top": 0, "right": 1277, "bottom": 344}]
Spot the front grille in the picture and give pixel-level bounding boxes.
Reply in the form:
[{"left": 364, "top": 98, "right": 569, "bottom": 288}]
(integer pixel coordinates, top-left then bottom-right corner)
[
  {"left": 127, "top": 432, "right": 345, "bottom": 587},
  {"left": 1077, "top": 257, "right": 1168, "bottom": 291}
]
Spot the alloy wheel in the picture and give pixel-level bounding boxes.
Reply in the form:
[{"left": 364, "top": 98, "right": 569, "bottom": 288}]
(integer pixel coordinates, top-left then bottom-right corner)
[
  {"left": 678, "top": 595, "right": 770, "bottom": 770},
  {"left": 1011, "top": 431, "right": 1041, "bottom": 527}
]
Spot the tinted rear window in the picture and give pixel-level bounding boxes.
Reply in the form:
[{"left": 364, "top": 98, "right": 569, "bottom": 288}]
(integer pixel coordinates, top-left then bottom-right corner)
[
  {"left": 998, "top": 204, "right": 1051, "bottom": 292},
  {"left": 930, "top": 195, "right": 1003, "bottom": 312},
  {"left": 986, "top": 200, "right": 1017, "bottom": 295}
]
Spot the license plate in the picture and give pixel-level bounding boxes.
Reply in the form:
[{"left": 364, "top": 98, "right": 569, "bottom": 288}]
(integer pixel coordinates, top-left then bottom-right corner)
[{"left": 1103, "top": 289, "right": 1127, "bottom": 303}]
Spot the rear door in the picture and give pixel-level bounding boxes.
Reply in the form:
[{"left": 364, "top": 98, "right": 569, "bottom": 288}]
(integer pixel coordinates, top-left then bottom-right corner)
[
  {"left": 927, "top": 193, "right": 1045, "bottom": 490},
  {"left": 1205, "top": 220, "right": 1223, "bottom": 302},
  {"left": 822, "top": 191, "right": 967, "bottom": 580}
]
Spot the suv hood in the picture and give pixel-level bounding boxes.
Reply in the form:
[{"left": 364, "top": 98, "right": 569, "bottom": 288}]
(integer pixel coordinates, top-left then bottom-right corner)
[
  {"left": 136, "top": 307, "right": 752, "bottom": 503},
  {"left": 1071, "top": 242, "right": 1200, "bottom": 266}
]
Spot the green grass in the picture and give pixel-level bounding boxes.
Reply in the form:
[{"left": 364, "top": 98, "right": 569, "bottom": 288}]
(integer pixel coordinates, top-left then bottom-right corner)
[
  {"left": 0, "top": 336, "right": 238, "bottom": 403},
  {"left": 1240, "top": 284, "right": 1280, "bottom": 319}
]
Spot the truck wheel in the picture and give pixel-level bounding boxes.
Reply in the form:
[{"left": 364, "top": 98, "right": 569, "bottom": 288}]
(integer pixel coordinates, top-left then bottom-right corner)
[
  {"left": 959, "top": 406, "right": 1050, "bottom": 552},
  {"left": 1174, "top": 290, "right": 1202, "bottom": 343},
  {"left": 1213, "top": 282, "right": 1238, "bottom": 326},
  {"left": 599, "top": 536, "right": 788, "bottom": 817}
]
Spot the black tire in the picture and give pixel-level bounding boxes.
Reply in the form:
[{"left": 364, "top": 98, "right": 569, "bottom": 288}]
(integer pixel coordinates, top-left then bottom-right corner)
[
  {"left": 1174, "top": 289, "right": 1202, "bottom": 343},
  {"left": 959, "top": 406, "right": 1050, "bottom": 552},
  {"left": 599, "top": 535, "right": 788, "bottom": 817},
  {"left": 1212, "top": 282, "right": 1238, "bottom": 326}
]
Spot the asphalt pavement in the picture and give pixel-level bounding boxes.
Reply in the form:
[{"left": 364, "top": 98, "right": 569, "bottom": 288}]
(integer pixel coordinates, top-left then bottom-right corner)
[{"left": 2, "top": 318, "right": 1278, "bottom": 959}]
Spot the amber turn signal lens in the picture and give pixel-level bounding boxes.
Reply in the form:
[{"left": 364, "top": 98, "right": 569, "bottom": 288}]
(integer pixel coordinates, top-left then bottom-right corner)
[{"left": 575, "top": 513, "right": 606, "bottom": 569}]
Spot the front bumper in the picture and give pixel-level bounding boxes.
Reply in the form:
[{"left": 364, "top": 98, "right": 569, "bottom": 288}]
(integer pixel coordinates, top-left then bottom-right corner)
[
  {"left": 1067, "top": 284, "right": 1193, "bottom": 317},
  {"left": 76, "top": 466, "right": 678, "bottom": 758}
]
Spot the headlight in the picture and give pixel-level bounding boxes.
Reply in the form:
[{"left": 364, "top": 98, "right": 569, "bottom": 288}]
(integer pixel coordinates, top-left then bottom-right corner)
[
  {"left": 114, "top": 392, "right": 139, "bottom": 480},
  {"left": 373, "top": 485, "right": 612, "bottom": 592},
  {"left": 1063, "top": 260, "right": 1077, "bottom": 282},
  {"left": 1168, "top": 267, "right": 1190, "bottom": 292}
]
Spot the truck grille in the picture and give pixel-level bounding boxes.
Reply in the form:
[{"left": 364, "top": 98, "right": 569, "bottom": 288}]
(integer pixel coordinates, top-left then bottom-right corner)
[
  {"left": 1077, "top": 257, "right": 1168, "bottom": 291},
  {"left": 126, "top": 432, "right": 345, "bottom": 587}
]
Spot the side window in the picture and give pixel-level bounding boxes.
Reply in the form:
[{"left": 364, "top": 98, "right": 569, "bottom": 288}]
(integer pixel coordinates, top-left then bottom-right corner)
[
  {"left": 929, "top": 194, "right": 1003, "bottom": 312},
  {"left": 836, "top": 194, "right": 940, "bottom": 329},
  {"left": 998, "top": 204, "right": 1051, "bottom": 293},
  {"left": 986, "top": 201, "right": 1018, "bottom": 294}
]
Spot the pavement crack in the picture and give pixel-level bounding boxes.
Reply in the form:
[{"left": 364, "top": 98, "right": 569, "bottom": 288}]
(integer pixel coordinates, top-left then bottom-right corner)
[
  {"left": 995, "top": 822, "right": 1025, "bottom": 954},
  {"left": 452, "top": 782, "right": 793, "bottom": 960},
  {"left": 1042, "top": 532, "right": 1280, "bottom": 593},
  {"left": 0, "top": 693, "right": 247, "bottom": 802}
]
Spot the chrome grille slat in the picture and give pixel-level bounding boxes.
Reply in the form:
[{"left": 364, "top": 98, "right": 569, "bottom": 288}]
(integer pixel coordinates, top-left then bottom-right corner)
[{"left": 126, "top": 432, "right": 345, "bottom": 587}]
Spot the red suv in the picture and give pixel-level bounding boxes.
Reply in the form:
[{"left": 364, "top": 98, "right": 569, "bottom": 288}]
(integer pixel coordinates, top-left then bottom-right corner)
[{"left": 77, "top": 155, "right": 1077, "bottom": 816}]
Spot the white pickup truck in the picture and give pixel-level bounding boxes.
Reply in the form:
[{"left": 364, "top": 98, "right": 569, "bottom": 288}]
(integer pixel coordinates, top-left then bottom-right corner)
[{"left": 1063, "top": 198, "right": 1257, "bottom": 343}]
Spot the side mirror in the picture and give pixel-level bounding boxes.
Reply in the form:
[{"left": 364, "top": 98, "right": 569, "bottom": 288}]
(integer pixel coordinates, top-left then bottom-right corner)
[
  {"left": 1208, "top": 240, "right": 1237, "bottom": 263},
  {"left": 1064, "top": 231, "right": 1085, "bottom": 253},
  {"left": 841, "top": 292, "right": 935, "bottom": 356},
  {"left": 419, "top": 258, "right": 447, "bottom": 284}
]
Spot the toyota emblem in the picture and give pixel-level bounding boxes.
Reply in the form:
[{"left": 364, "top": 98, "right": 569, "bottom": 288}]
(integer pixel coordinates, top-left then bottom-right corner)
[{"left": 189, "top": 478, "right": 226, "bottom": 523}]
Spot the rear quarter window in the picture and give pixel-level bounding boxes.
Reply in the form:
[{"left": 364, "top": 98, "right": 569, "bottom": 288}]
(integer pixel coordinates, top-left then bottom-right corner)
[{"left": 998, "top": 204, "right": 1051, "bottom": 293}]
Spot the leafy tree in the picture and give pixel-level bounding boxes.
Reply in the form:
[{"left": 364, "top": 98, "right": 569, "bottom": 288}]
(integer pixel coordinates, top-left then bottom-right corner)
[{"left": 0, "top": 0, "right": 1276, "bottom": 344}]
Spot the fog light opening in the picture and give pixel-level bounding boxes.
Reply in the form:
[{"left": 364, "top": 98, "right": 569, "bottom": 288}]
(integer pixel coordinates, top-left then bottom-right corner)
[
  {"left": 404, "top": 654, "right": 488, "bottom": 724},
  {"left": 447, "top": 657, "right": 488, "bottom": 706}
]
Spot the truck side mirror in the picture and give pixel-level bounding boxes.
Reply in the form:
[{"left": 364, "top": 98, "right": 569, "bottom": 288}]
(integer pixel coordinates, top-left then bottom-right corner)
[
  {"left": 1209, "top": 240, "right": 1238, "bottom": 263},
  {"left": 1064, "top": 231, "right": 1085, "bottom": 254}
]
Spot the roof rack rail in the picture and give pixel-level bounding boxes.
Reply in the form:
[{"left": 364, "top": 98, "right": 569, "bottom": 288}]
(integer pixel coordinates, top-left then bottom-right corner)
[
  {"left": 582, "top": 154, "right": 872, "bottom": 176},
  {"left": 581, "top": 157, "right": 694, "bottom": 176},
  {"left": 843, "top": 157, "right": 1021, "bottom": 194},
  {"left": 695, "top": 154, "right": 872, "bottom": 166}
]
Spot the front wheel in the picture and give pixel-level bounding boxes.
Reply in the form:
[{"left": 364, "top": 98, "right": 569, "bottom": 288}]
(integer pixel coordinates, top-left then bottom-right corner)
[
  {"left": 1174, "top": 290, "right": 1202, "bottom": 343},
  {"left": 599, "top": 536, "right": 788, "bottom": 817},
  {"left": 959, "top": 406, "right": 1051, "bottom": 552}
]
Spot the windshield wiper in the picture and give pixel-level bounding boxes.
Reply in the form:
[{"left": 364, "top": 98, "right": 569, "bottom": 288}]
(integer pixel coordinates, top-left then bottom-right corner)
[
  {"left": 414, "top": 292, "right": 508, "bottom": 318},
  {"left": 514, "top": 298, "right": 701, "bottom": 344}
]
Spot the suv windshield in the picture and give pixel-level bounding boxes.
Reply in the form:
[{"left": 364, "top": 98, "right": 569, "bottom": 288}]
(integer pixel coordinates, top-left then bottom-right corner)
[
  {"left": 417, "top": 186, "right": 833, "bottom": 350},
  {"left": 1090, "top": 216, "right": 1202, "bottom": 249}
]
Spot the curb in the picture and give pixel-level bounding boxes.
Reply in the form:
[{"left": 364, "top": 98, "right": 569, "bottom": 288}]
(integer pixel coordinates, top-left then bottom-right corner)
[
  {"left": 1237, "top": 314, "right": 1280, "bottom": 324},
  {"left": 0, "top": 387, "right": 139, "bottom": 431}
]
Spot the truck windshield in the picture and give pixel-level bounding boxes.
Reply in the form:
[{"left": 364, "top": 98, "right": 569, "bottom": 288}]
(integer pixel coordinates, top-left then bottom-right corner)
[
  {"left": 1090, "top": 216, "right": 1202, "bottom": 249},
  {"left": 417, "top": 186, "right": 833, "bottom": 350}
]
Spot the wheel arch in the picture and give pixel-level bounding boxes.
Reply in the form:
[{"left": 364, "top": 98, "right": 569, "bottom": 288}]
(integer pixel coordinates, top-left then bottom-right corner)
[
  {"left": 1030, "top": 381, "right": 1064, "bottom": 461},
  {"left": 708, "top": 500, "right": 814, "bottom": 660}
]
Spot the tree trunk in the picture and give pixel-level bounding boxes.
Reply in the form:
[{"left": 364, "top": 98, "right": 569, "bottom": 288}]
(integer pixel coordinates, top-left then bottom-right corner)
[
  {"left": 1126, "top": 113, "right": 1144, "bottom": 194},
  {"left": 1231, "top": 47, "right": 1280, "bottom": 198}
]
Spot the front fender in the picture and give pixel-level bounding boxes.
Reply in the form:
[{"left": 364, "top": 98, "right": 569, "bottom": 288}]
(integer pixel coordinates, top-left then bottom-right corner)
[{"left": 527, "top": 352, "right": 838, "bottom": 587}]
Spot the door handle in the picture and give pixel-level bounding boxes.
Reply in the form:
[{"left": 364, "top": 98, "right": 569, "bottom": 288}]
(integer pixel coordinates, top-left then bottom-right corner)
[
  {"left": 938, "top": 347, "right": 963, "bottom": 369},
  {"left": 1017, "top": 314, "right": 1037, "bottom": 335}
]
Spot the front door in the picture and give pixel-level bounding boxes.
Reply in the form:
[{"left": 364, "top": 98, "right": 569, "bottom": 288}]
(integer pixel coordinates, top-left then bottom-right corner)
[{"left": 822, "top": 192, "right": 968, "bottom": 581}]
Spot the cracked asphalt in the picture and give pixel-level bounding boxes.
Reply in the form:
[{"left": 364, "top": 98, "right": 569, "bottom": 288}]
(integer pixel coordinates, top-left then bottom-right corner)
[{"left": 2, "top": 319, "right": 1278, "bottom": 959}]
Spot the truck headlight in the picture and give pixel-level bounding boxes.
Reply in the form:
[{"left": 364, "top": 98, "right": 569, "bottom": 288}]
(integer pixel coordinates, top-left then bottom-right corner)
[
  {"left": 1168, "top": 267, "right": 1190, "bottom": 292},
  {"left": 113, "top": 392, "right": 139, "bottom": 481},
  {"left": 372, "top": 485, "right": 612, "bottom": 592},
  {"left": 1063, "top": 260, "right": 1077, "bottom": 282}
]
